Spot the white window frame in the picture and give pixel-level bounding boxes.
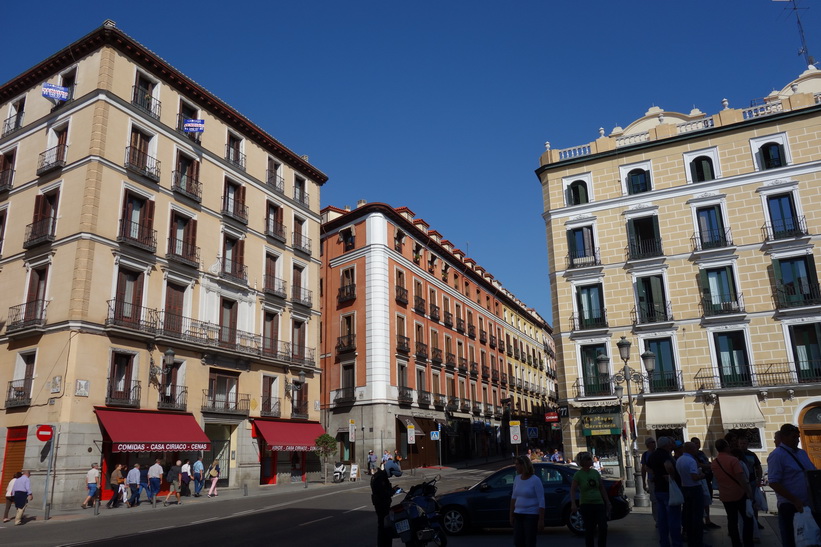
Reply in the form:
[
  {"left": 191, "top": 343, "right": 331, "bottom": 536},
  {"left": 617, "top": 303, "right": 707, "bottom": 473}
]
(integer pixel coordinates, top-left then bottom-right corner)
[
  {"left": 683, "top": 147, "right": 722, "bottom": 183},
  {"left": 618, "top": 159, "right": 653, "bottom": 195},
  {"left": 562, "top": 172, "right": 593, "bottom": 207},
  {"left": 750, "top": 133, "right": 791, "bottom": 171}
]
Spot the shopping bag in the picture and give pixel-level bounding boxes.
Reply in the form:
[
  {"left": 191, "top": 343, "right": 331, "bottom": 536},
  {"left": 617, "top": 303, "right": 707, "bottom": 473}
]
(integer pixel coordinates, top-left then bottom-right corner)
[
  {"left": 668, "top": 479, "right": 684, "bottom": 506},
  {"left": 745, "top": 499, "right": 754, "bottom": 518},
  {"left": 794, "top": 508, "right": 821, "bottom": 547},
  {"left": 701, "top": 479, "right": 713, "bottom": 506},
  {"left": 753, "top": 488, "right": 768, "bottom": 512}
]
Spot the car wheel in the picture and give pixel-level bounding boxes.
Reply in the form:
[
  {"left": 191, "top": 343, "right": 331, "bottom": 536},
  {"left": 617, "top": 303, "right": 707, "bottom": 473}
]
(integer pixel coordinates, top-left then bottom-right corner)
[
  {"left": 441, "top": 507, "right": 468, "bottom": 535},
  {"left": 566, "top": 507, "right": 585, "bottom": 536}
]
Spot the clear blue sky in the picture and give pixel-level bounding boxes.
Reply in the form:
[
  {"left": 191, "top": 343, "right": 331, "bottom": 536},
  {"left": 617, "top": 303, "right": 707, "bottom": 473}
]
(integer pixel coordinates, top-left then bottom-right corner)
[{"left": 2, "top": 1, "right": 818, "bottom": 325}]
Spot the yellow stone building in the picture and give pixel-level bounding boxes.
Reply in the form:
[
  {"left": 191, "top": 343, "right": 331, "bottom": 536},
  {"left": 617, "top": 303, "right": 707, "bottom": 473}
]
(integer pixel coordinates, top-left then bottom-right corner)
[
  {"left": 0, "top": 21, "right": 326, "bottom": 507},
  {"left": 538, "top": 68, "right": 821, "bottom": 477}
]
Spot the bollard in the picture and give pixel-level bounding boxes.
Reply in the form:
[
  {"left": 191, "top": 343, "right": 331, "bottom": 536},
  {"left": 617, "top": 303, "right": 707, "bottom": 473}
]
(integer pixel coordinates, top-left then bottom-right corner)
[
  {"left": 45, "top": 503, "right": 50, "bottom": 521},
  {"left": 304, "top": 477, "right": 308, "bottom": 489},
  {"left": 243, "top": 483, "right": 248, "bottom": 497},
  {"left": 93, "top": 498, "right": 100, "bottom": 516}
]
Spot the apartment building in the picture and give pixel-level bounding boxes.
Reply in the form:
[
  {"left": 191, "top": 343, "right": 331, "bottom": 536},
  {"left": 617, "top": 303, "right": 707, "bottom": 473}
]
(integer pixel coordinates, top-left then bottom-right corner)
[
  {"left": 538, "top": 67, "right": 821, "bottom": 475},
  {"left": 0, "top": 21, "right": 326, "bottom": 507},
  {"left": 320, "top": 202, "right": 555, "bottom": 468}
]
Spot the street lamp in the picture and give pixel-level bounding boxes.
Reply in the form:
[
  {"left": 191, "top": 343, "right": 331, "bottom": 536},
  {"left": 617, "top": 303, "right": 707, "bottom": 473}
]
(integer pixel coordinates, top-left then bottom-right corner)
[
  {"left": 596, "top": 336, "right": 655, "bottom": 508},
  {"left": 285, "top": 370, "right": 307, "bottom": 395}
]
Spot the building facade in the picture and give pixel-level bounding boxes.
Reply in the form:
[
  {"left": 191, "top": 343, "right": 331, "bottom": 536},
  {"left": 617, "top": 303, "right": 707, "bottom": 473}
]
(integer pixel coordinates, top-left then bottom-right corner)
[
  {"left": 538, "top": 67, "right": 821, "bottom": 476},
  {"left": 0, "top": 21, "right": 326, "bottom": 508},
  {"left": 320, "top": 202, "right": 556, "bottom": 469}
]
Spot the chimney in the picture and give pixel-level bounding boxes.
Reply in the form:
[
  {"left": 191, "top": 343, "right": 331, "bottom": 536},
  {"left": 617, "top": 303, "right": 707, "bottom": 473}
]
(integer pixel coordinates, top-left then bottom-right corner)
[{"left": 357, "top": 200, "right": 366, "bottom": 208}]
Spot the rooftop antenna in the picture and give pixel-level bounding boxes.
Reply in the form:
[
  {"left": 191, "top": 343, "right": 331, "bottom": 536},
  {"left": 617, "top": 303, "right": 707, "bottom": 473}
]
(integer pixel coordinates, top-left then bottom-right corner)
[{"left": 774, "top": 0, "right": 816, "bottom": 67}]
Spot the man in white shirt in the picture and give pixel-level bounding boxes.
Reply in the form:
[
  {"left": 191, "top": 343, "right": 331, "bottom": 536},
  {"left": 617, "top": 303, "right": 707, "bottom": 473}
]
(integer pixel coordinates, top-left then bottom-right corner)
[
  {"left": 147, "top": 459, "right": 164, "bottom": 500},
  {"left": 81, "top": 462, "right": 100, "bottom": 509},
  {"left": 676, "top": 442, "right": 705, "bottom": 547}
]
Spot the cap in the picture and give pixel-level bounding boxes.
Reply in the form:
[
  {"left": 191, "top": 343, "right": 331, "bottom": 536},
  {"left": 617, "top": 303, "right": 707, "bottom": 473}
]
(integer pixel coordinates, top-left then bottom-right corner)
[{"left": 369, "top": 450, "right": 373, "bottom": 453}]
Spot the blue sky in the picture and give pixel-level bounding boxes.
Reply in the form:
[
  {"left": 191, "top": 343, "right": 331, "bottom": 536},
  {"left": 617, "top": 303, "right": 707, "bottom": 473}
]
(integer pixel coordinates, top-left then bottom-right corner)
[{"left": 2, "top": 1, "right": 818, "bottom": 325}]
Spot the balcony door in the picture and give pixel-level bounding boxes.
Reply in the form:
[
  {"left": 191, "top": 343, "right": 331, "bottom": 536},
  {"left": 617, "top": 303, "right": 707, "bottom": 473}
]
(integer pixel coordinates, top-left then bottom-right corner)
[
  {"left": 25, "top": 266, "right": 48, "bottom": 322},
  {"left": 714, "top": 331, "right": 751, "bottom": 387},
  {"left": 767, "top": 194, "right": 799, "bottom": 238},
  {"left": 292, "top": 319, "right": 306, "bottom": 361},
  {"left": 262, "top": 311, "right": 279, "bottom": 356},
  {"left": 627, "top": 216, "right": 661, "bottom": 258},
  {"left": 32, "top": 190, "right": 60, "bottom": 240},
  {"left": 122, "top": 191, "right": 153, "bottom": 241},
  {"left": 209, "top": 371, "right": 238, "bottom": 409},
  {"left": 164, "top": 282, "right": 185, "bottom": 334},
  {"left": 580, "top": 344, "right": 607, "bottom": 396},
  {"left": 774, "top": 255, "right": 819, "bottom": 307},
  {"left": 701, "top": 266, "right": 738, "bottom": 313},
  {"left": 645, "top": 338, "right": 677, "bottom": 392},
  {"left": 219, "top": 298, "right": 237, "bottom": 348},
  {"left": 576, "top": 284, "right": 604, "bottom": 328},
  {"left": 110, "top": 353, "right": 134, "bottom": 400},
  {"left": 160, "top": 361, "right": 180, "bottom": 406},
  {"left": 636, "top": 275, "right": 667, "bottom": 322},
  {"left": 790, "top": 323, "right": 821, "bottom": 382},
  {"left": 115, "top": 268, "right": 144, "bottom": 325},
  {"left": 696, "top": 205, "right": 725, "bottom": 248}
]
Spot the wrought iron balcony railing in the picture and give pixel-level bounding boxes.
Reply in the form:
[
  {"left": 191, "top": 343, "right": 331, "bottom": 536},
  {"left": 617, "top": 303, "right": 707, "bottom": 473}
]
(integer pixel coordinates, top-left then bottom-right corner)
[
  {"left": 775, "top": 281, "right": 821, "bottom": 309},
  {"left": 418, "top": 390, "right": 432, "bottom": 406},
  {"left": 498, "top": 340, "right": 505, "bottom": 353},
  {"left": 458, "top": 357, "right": 468, "bottom": 373},
  {"left": 172, "top": 170, "right": 202, "bottom": 202},
  {"left": 221, "top": 195, "right": 249, "bottom": 224},
  {"left": 395, "top": 286, "right": 408, "bottom": 304},
  {"left": 291, "top": 346, "right": 316, "bottom": 367},
  {"left": 118, "top": 219, "right": 157, "bottom": 252},
  {"left": 647, "top": 370, "right": 682, "bottom": 393},
  {"left": 265, "top": 219, "right": 287, "bottom": 242},
  {"left": 293, "top": 189, "right": 310, "bottom": 207},
  {"left": 566, "top": 247, "right": 601, "bottom": 269},
  {"left": 482, "top": 365, "right": 490, "bottom": 379},
  {"left": 627, "top": 237, "right": 664, "bottom": 260},
  {"left": 336, "top": 334, "right": 356, "bottom": 353},
  {"left": 491, "top": 369, "right": 499, "bottom": 382},
  {"left": 0, "top": 168, "right": 13, "bottom": 192},
  {"left": 106, "top": 299, "right": 156, "bottom": 333},
  {"left": 338, "top": 284, "right": 356, "bottom": 303},
  {"left": 701, "top": 294, "right": 745, "bottom": 316},
  {"left": 261, "top": 396, "right": 282, "bottom": 417},
  {"left": 202, "top": 389, "right": 250, "bottom": 415},
  {"left": 572, "top": 375, "right": 612, "bottom": 398},
  {"left": 460, "top": 398, "right": 471, "bottom": 412},
  {"left": 691, "top": 227, "right": 733, "bottom": 252},
  {"left": 334, "top": 388, "right": 355, "bottom": 405},
  {"left": 167, "top": 238, "right": 200, "bottom": 268},
  {"left": 219, "top": 257, "right": 248, "bottom": 284},
  {"left": 107, "top": 380, "right": 141, "bottom": 407},
  {"left": 263, "top": 274, "right": 287, "bottom": 298},
  {"left": 7, "top": 300, "right": 49, "bottom": 332},
  {"left": 434, "top": 393, "right": 448, "bottom": 408},
  {"left": 132, "top": 86, "right": 161, "bottom": 119},
  {"left": 470, "top": 362, "right": 478, "bottom": 377},
  {"left": 429, "top": 304, "right": 440, "bottom": 322},
  {"left": 762, "top": 216, "right": 809, "bottom": 241},
  {"left": 225, "top": 145, "right": 246, "bottom": 171},
  {"left": 571, "top": 309, "right": 609, "bottom": 330},
  {"left": 291, "top": 400, "right": 309, "bottom": 419},
  {"left": 480, "top": 330, "right": 487, "bottom": 343},
  {"left": 398, "top": 386, "right": 414, "bottom": 403},
  {"left": 124, "top": 146, "right": 161, "bottom": 182},
  {"left": 456, "top": 318, "right": 465, "bottom": 333},
  {"left": 157, "top": 385, "right": 188, "bottom": 411},
  {"left": 292, "top": 286, "right": 313, "bottom": 307},
  {"left": 413, "top": 296, "right": 426, "bottom": 314},
  {"left": 293, "top": 232, "right": 312, "bottom": 254},
  {"left": 695, "top": 361, "right": 821, "bottom": 390},
  {"left": 443, "top": 311, "right": 453, "bottom": 327},
  {"left": 631, "top": 302, "right": 674, "bottom": 325},
  {"left": 2, "top": 111, "right": 24, "bottom": 137},
  {"left": 431, "top": 347, "right": 443, "bottom": 363},
  {"left": 6, "top": 378, "right": 32, "bottom": 408},
  {"left": 489, "top": 334, "right": 497, "bottom": 348},
  {"left": 445, "top": 353, "right": 456, "bottom": 369},
  {"left": 37, "top": 144, "right": 68, "bottom": 175},
  {"left": 23, "top": 217, "right": 56, "bottom": 248},
  {"left": 415, "top": 341, "right": 428, "bottom": 361},
  {"left": 266, "top": 169, "right": 285, "bottom": 194},
  {"left": 468, "top": 325, "right": 476, "bottom": 338},
  {"left": 397, "top": 335, "right": 410, "bottom": 353}
]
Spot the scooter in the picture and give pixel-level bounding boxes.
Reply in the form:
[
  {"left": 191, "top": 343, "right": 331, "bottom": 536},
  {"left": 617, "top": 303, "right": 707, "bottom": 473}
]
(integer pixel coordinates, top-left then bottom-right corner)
[
  {"left": 388, "top": 476, "right": 447, "bottom": 546},
  {"left": 332, "top": 462, "right": 347, "bottom": 483}
]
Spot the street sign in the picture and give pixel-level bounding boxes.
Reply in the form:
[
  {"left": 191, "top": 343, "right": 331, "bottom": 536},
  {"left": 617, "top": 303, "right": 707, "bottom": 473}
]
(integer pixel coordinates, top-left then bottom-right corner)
[
  {"left": 349, "top": 419, "right": 356, "bottom": 441},
  {"left": 407, "top": 425, "right": 416, "bottom": 444},
  {"left": 36, "top": 425, "right": 53, "bottom": 442},
  {"left": 527, "top": 427, "right": 538, "bottom": 439},
  {"left": 430, "top": 431, "right": 440, "bottom": 441},
  {"left": 509, "top": 420, "right": 521, "bottom": 445}
]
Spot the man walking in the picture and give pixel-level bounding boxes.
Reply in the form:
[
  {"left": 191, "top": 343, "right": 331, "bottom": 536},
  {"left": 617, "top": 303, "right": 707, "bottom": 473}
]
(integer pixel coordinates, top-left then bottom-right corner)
[
  {"left": 649, "top": 436, "right": 682, "bottom": 547},
  {"left": 371, "top": 456, "right": 402, "bottom": 547},
  {"left": 768, "top": 423, "right": 820, "bottom": 547},
  {"left": 126, "top": 463, "right": 141, "bottom": 507},
  {"left": 676, "top": 442, "right": 705, "bottom": 547},
  {"left": 147, "top": 458, "right": 163, "bottom": 500},
  {"left": 81, "top": 462, "right": 100, "bottom": 509},
  {"left": 641, "top": 437, "right": 658, "bottom": 523},
  {"left": 192, "top": 456, "right": 205, "bottom": 497},
  {"left": 367, "top": 450, "right": 377, "bottom": 475},
  {"left": 13, "top": 470, "right": 32, "bottom": 525},
  {"left": 163, "top": 460, "right": 182, "bottom": 506}
]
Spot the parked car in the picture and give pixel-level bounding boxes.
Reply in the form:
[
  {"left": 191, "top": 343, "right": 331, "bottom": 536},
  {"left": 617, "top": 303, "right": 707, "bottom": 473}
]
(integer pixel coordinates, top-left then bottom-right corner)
[{"left": 437, "top": 462, "right": 630, "bottom": 535}]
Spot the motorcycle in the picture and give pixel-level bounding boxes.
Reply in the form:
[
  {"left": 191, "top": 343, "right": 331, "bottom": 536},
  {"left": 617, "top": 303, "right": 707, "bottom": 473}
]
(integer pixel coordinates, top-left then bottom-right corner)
[
  {"left": 332, "top": 462, "right": 347, "bottom": 483},
  {"left": 388, "top": 476, "right": 447, "bottom": 546}
]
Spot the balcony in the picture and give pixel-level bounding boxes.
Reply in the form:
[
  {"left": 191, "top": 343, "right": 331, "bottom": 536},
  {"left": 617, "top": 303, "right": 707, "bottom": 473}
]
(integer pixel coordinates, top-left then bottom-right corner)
[
  {"left": 516, "top": 378, "right": 523, "bottom": 389},
  {"left": 627, "top": 237, "right": 664, "bottom": 260},
  {"left": 456, "top": 318, "right": 465, "bottom": 333},
  {"left": 176, "top": 114, "right": 202, "bottom": 143},
  {"left": 468, "top": 325, "right": 476, "bottom": 338},
  {"left": 23, "top": 217, "right": 56, "bottom": 248},
  {"left": 775, "top": 282, "right": 821, "bottom": 309},
  {"left": 498, "top": 340, "right": 505, "bottom": 353},
  {"left": 458, "top": 357, "right": 468, "bottom": 374},
  {"left": 695, "top": 361, "right": 821, "bottom": 390},
  {"left": 491, "top": 369, "right": 499, "bottom": 382},
  {"left": 507, "top": 345, "right": 513, "bottom": 357},
  {"left": 472, "top": 401, "right": 482, "bottom": 414},
  {"left": 37, "top": 144, "right": 68, "bottom": 175},
  {"left": 124, "top": 147, "right": 161, "bottom": 182},
  {"left": 291, "top": 285, "right": 313, "bottom": 307},
  {"left": 219, "top": 257, "right": 248, "bottom": 284},
  {"left": 566, "top": 248, "right": 601, "bottom": 269},
  {"left": 157, "top": 385, "right": 188, "bottom": 411},
  {"left": 397, "top": 335, "right": 410, "bottom": 353},
  {"left": 691, "top": 228, "right": 733, "bottom": 252},
  {"left": 132, "top": 86, "right": 161, "bottom": 119},
  {"left": 514, "top": 348, "right": 520, "bottom": 360},
  {"left": 265, "top": 219, "right": 287, "bottom": 243},
  {"left": 395, "top": 286, "right": 409, "bottom": 304},
  {"left": 165, "top": 238, "right": 200, "bottom": 268},
  {"left": 460, "top": 398, "right": 471, "bottom": 412},
  {"left": 479, "top": 329, "right": 487, "bottom": 343},
  {"left": 202, "top": 390, "right": 250, "bottom": 415},
  {"left": 445, "top": 396, "right": 458, "bottom": 411},
  {"left": 261, "top": 339, "right": 294, "bottom": 362},
  {"left": 413, "top": 296, "right": 426, "bottom": 314},
  {"left": 261, "top": 396, "right": 282, "bottom": 417},
  {"left": 631, "top": 302, "right": 674, "bottom": 325},
  {"left": 415, "top": 341, "right": 429, "bottom": 361},
  {"left": 482, "top": 365, "right": 490, "bottom": 379},
  {"left": 292, "top": 232, "right": 312, "bottom": 255},
  {"left": 434, "top": 393, "right": 448, "bottom": 408},
  {"left": 338, "top": 284, "right": 356, "bottom": 303},
  {"left": 398, "top": 386, "right": 414, "bottom": 404},
  {"left": 6, "top": 379, "right": 32, "bottom": 408},
  {"left": 647, "top": 370, "right": 682, "bottom": 394},
  {"left": 263, "top": 274, "right": 287, "bottom": 298},
  {"left": 106, "top": 300, "right": 156, "bottom": 335},
  {"left": 291, "top": 400, "right": 309, "bottom": 419},
  {"left": 172, "top": 170, "right": 202, "bottom": 202},
  {"left": 571, "top": 309, "right": 609, "bottom": 331},
  {"left": 431, "top": 347, "right": 443, "bottom": 364},
  {"left": 430, "top": 304, "right": 440, "bottom": 322},
  {"left": 489, "top": 334, "right": 496, "bottom": 348},
  {"left": 336, "top": 334, "right": 356, "bottom": 353},
  {"left": 293, "top": 189, "right": 310, "bottom": 207},
  {"left": 572, "top": 376, "right": 612, "bottom": 398},
  {"left": 762, "top": 216, "right": 809, "bottom": 241},
  {"left": 500, "top": 372, "right": 507, "bottom": 385},
  {"left": 2, "top": 111, "right": 24, "bottom": 137},
  {"left": 701, "top": 294, "right": 745, "bottom": 316},
  {"left": 418, "top": 390, "right": 432, "bottom": 406},
  {"left": 225, "top": 145, "right": 246, "bottom": 171},
  {"left": 221, "top": 196, "right": 249, "bottom": 224},
  {"left": 290, "top": 346, "right": 316, "bottom": 367},
  {"left": 334, "top": 388, "right": 355, "bottom": 405},
  {"left": 443, "top": 311, "right": 453, "bottom": 327},
  {"left": 266, "top": 169, "right": 285, "bottom": 194},
  {"left": 106, "top": 380, "right": 141, "bottom": 407},
  {"left": 118, "top": 219, "right": 157, "bottom": 252},
  {"left": 445, "top": 353, "right": 456, "bottom": 369},
  {"left": 0, "top": 168, "right": 13, "bottom": 192},
  {"left": 7, "top": 300, "right": 49, "bottom": 333},
  {"left": 470, "top": 362, "right": 478, "bottom": 377}
]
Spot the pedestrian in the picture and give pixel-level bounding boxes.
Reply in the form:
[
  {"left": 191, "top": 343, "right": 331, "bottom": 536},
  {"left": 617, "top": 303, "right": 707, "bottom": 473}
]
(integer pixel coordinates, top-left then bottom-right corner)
[
  {"left": 3, "top": 471, "right": 21, "bottom": 522},
  {"left": 370, "top": 458, "right": 401, "bottom": 547},
  {"left": 509, "top": 454, "right": 545, "bottom": 547},
  {"left": 570, "top": 452, "right": 611, "bottom": 547},
  {"left": 367, "top": 450, "right": 377, "bottom": 475},
  {"left": 381, "top": 450, "right": 390, "bottom": 470},
  {"left": 106, "top": 464, "right": 123, "bottom": 509},
  {"left": 207, "top": 460, "right": 220, "bottom": 497},
  {"left": 163, "top": 459, "right": 182, "bottom": 506},
  {"left": 81, "top": 462, "right": 100, "bottom": 509},
  {"left": 648, "top": 436, "right": 683, "bottom": 547},
  {"left": 676, "top": 442, "right": 705, "bottom": 547},
  {"left": 13, "top": 470, "right": 33, "bottom": 525},
  {"left": 192, "top": 456, "right": 205, "bottom": 497},
  {"left": 180, "top": 458, "right": 192, "bottom": 497},
  {"left": 641, "top": 437, "right": 658, "bottom": 523},
  {"left": 147, "top": 458, "right": 163, "bottom": 499},
  {"left": 711, "top": 438, "right": 753, "bottom": 547},
  {"left": 550, "top": 448, "right": 565, "bottom": 463},
  {"left": 393, "top": 449, "right": 403, "bottom": 463},
  {"left": 767, "top": 423, "right": 820, "bottom": 547},
  {"left": 737, "top": 435, "right": 763, "bottom": 535},
  {"left": 692, "top": 437, "right": 719, "bottom": 531},
  {"left": 126, "top": 463, "right": 141, "bottom": 508},
  {"left": 592, "top": 455, "right": 603, "bottom": 472},
  {"left": 138, "top": 463, "right": 152, "bottom": 502}
]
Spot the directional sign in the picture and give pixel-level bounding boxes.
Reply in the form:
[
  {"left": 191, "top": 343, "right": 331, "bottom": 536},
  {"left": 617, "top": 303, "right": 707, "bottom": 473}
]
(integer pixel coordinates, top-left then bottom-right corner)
[
  {"left": 509, "top": 420, "right": 521, "bottom": 445},
  {"left": 407, "top": 425, "right": 416, "bottom": 444},
  {"left": 36, "top": 425, "right": 54, "bottom": 442},
  {"left": 527, "top": 427, "right": 538, "bottom": 439},
  {"left": 430, "top": 431, "right": 440, "bottom": 441}
]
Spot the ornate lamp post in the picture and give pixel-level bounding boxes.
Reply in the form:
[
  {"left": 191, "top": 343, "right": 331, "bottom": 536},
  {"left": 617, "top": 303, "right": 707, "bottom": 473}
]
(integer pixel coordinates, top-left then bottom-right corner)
[{"left": 596, "top": 336, "right": 655, "bottom": 508}]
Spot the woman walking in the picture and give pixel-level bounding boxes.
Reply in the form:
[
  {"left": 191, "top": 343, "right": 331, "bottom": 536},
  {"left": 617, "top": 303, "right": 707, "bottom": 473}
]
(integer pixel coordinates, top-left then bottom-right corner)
[
  {"left": 509, "top": 455, "right": 545, "bottom": 547},
  {"left": 571, "top": 452, "right": 611, "bottom": 547},
  {"left": 711, "top": 439, "right": 754, "bottom": 547},
  {"left": 207, "top": 460, "right": 220, "bottom": 498}
]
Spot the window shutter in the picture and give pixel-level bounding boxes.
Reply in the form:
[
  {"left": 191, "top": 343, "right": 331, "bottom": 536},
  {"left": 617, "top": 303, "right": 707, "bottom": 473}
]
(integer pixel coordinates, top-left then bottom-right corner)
[
  {"left": 32, "top": 194, "right": 45, "bottom": 223},
  {"left": 651, "top": 216, "right": 661, "bottom": 241},
  {"left": 238, "top": 185, "right": 246, "bottom": 207},
  {"left": 700, "top": 269, "right": 711, "bottom": 299},
  {"left": 144, "top": 199, "right": 155, "bottom": 229},
  {"left": 187, "top": 218, "right": 197, "bottom": 250},
  {"left": 773, "top": 259, "right": 783, "bottom": 287},
  {"left": 236, "top": 238, "right": 245, "bottom": 267},
  {"left": 133, "top": 271, "right": 144, "bottom": 312}
]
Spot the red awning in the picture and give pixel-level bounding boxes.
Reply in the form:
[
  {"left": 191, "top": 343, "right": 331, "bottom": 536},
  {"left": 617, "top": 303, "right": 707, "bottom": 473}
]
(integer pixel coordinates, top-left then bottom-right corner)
[
  {"left": 254, "top": 420, "right": 325, "bottom": 451},
  {"left": 95, "top": 408, "right": 211, "bottom": 453}
]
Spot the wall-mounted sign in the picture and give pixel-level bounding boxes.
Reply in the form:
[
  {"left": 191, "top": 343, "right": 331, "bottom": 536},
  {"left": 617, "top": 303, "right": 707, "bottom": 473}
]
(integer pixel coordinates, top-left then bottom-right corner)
[
  {"left": 42, "top": 83, "right": 70, "bottom": 101},
  {"left": 184, "top": 119, "right": 205, "bottom": 132},
  {"left": 509, "top": 420, "right": 521, "bottom": 445},
  {"left": 557, "top": 405, "right": 569, "bottom": 418},
  {"left": 580, "top": 413, "right": 621, "bottom": 437},
  {"left": 545, "top": 411, "right": 559, "bottom": 422}
]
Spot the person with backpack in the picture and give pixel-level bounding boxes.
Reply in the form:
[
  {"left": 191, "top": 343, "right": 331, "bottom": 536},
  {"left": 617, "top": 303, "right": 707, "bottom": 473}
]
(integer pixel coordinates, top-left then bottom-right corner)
[
  {"left": 163, "top": 460, "right": 182, "bottom": 506},
  {"left": 371, "top": 455, "right": 402, "bottom": 547}
]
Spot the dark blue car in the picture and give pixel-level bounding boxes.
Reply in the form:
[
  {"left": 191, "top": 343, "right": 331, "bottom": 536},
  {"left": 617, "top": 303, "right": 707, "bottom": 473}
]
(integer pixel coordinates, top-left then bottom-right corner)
[{"left": 436, "top": 462, "right": 630, "bottom": 535}]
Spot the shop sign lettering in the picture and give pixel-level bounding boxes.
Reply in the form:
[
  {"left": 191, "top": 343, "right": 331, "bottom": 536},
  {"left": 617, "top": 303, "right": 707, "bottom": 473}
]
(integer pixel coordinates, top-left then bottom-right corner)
[{"left": 113, "top": 442, "right": 210, "bottom": 452}]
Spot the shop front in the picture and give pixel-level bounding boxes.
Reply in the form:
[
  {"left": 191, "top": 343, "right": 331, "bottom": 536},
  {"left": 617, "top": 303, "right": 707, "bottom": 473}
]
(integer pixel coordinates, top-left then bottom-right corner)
[
  {"left": 253, "top": 419, "right": 324, "bottom": 485},
  {"left": 580, "top": 407, "right": 623, "bottom": 478}
]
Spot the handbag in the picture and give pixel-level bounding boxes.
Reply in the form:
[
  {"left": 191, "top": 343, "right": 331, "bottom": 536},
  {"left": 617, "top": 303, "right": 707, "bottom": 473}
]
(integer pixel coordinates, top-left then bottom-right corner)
[
  {"left": 754, "top": 487, "right": 768, "bottom": 512},
  {"left": 209, "top": 468, "right": 218, "bottom": 478},
  {"left": 795, "top": 507, "right": 821, "bottom": 547},
  {"left": 701, "top": 479, "right": 713, "bottom": 506},
  {"left": 668, "top": 478, "right": 684, "bottom": 506}
]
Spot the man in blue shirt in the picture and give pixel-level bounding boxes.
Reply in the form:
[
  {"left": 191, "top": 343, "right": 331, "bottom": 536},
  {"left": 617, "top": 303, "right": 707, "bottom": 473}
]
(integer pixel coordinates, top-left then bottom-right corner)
[
  {"left": 192, "top": 456, "right": 205, "bottom": 497},
  {"left": 13, "top": 470, "right": 32, "bottom": 525},
  {"left": 768, "top": 423, "right": 819, "bottom": 547}
]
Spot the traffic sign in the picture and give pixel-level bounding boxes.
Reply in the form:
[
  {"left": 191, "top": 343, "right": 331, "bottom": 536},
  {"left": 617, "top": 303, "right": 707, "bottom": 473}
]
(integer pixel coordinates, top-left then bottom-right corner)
[
  {"left": 36, "top": 425, "right": 54, "bottom": 442},
  {"left": 407, "top": 425, "right": 416, "bottom": 444},
  {"left": 349, "top": 419, "right": 356, "bottom": 441},
  {"left": 509, "top": 420, "right": 521, "bottom": 445},
  {"left": 527, "top": 427, "right": 538, "bottom": 439},
  {"left": 430, "top": 431, "right": 440, "bottom": 441}
]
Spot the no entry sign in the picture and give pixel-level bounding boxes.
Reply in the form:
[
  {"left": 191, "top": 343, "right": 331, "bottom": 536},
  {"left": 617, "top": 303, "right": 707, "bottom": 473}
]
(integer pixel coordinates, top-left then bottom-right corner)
[{"left": 36, "top": 425, "right": 54, "bottom": 442}]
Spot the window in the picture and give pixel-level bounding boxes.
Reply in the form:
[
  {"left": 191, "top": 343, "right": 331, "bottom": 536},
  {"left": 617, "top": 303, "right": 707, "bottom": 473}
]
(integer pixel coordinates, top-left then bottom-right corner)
[
  {"left": 567, "top": 225, "right": 597, "bottom": 267},
  {"left": 177, "top": 100, "right": 199, "bottom": 141},
  {"left": 627, "top": 168, "right": 651, "bottom": 194},
  {"left": 109, "top": 352, "right": 136, "bottom": 401},
  {"left": 219, "top": 297, "right": 238, "bottom": 348},
  {"left": 789, "top": 323, "right": 821, "bottom": 382},
  {"left": 168, "top": 211, "right": 197, "bottom": 264},
  {"left": 695, "top": 204, "right": 728, "bottom": 249},
  {"left": 266, "top": 202, "right": 285, "bottom": 241},
  {"left": 3, "top": 97, "right": 25, "bottom": 136},
  {"left": 9, "top": 353, "right": 35, "bottom": 405},
  {"left": 25, "top": 265, "right": 49, "bottom": 323},
  {"left": 294, "top": 176, "right": 308, "bottom": 206},
  {"left": 394, "top": 229, "right": 405, "bottom": 252},
  {"left": 416, "top": 368, "right": 426, "bottom": 392},
  {"left": 37, "top": 124, "right": 68, "bottom": 175},
  {"left": 713, "top": 331, "right": 751, "bottom": 387},
  {"left": 133, "top": 73, "right": 160, "bottom": 118},
  {"left": 262, "top": 311, "right": 280, "bottom": 356},
  {"left": 208, "top": 370, "right": 239, "bottom": 409},
  {"left": 293, "top": 217, "right": 310, "bottom": 253},
  {"left": 398, "top": 362, "right": 407, "bottom": 388},
  {"left": 221, "top": 235, "right": 246, "bottom": 282},
  {"left": 159, "top": 356, "right": 182, "bottom": 409},
  {"left": 773, "top": 255, "right": 820, "bottom": 308},
  {"left": 567, "top": 180, "right": 589, "bottom": 205},
  {"left": 342, "top": 364, "right": 355, "bottom": 390},
  {"left": 173, "top": 152, "right": 201, "bottom": 201},
  {"left": 262, "top": 375, "right": 278, "bottom": 415},
  {"left": 690, "top": 156, "right": 715, "bottom": 182},
  {"left": 126, "top": 126, "right": 159, "bottom": 180},
  {"left": 292, "top": 264, "right": 308, "bottom": 305},
  {"left": 114, "top": 267, "right": 144, "bottom": 326},
  {"left": 226, "top": 133, "right": 245, "bottom": 170},
  {"left": 760, "top": 142, "right": 786, "bottom": 170},
  {"left": 635, "top": 275, "right": 670, "bottom": 323},
  {"left": 701, "top": 266, "right": 741, "bottom": 315},
  {"left": 396, "top": 315, "right": 408, "bottom": 351},
  {"left": 341, "top": 227, "right": 355, "bottom": 251},
  {"left": 575, "top": 284, "right": 605, "bottom": 329},
  {"left": 59, "top": 69, "right": 77, "bottom": 101},
  {"left": 580, "top": 344, "right": 608, "bottom": 396},
  {"left": 0, "top": 208, "right": 6, "bottom": 255},
  {"left": 267, "top": 158, "right": 284, "bottom": 192},
  {"left": 222, "top": 179, "right": 248, "bottom": 223},
  {"left": 0, "top": 148, "right": 16, "bottom": 190},
  {"left": 341, "top": 314, "right": 355, "bottom": 344},
  {"left": 163, "top": 282, "right": 186, "bottom": 334},
  {"left": 119, "top": 190, "right": 156, "bottom": 250},
  {"left": 766, "top": 193, "right": 805, "bottom": 239},
  {"left": 644, "top": 338, "right": 678, "bottom": 392},
  {"left": 627, "top": 216, "right": 662, "bottom": 259}
]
